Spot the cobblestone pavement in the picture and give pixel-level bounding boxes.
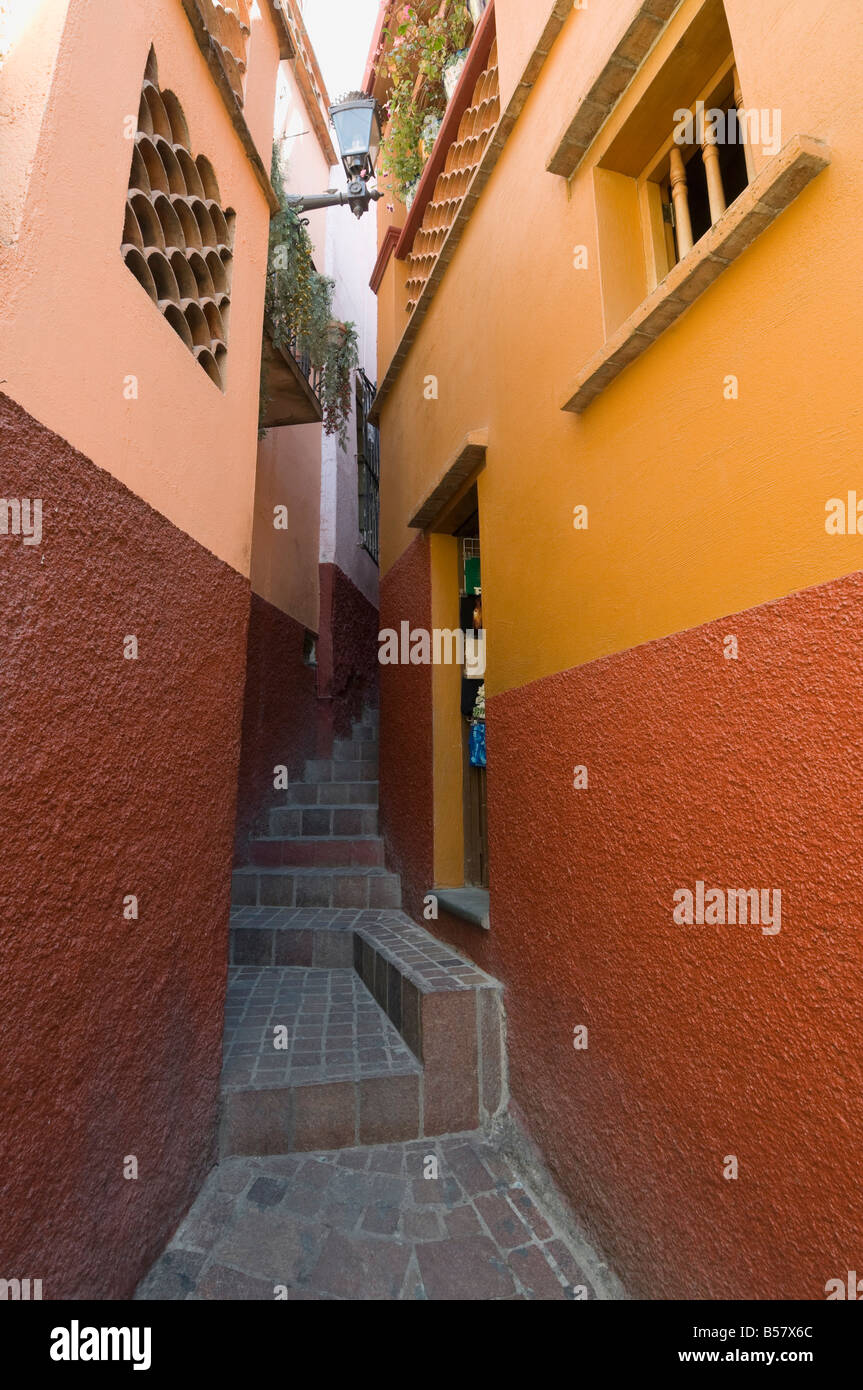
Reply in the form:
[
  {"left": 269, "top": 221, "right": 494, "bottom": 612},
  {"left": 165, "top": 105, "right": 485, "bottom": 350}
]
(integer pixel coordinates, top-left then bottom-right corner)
[{"left": 135, "top": 1132, "right": 607, "bottom": 1301}]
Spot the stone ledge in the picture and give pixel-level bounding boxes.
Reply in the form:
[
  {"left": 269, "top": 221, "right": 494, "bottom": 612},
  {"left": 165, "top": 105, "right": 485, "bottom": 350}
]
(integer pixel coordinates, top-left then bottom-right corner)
[
  {"left": 409, "top": 428, "right": 489, "bottom": 530},
  {"left": 547, "top": 0, "right": 682, "bottom": 178},
  {"left": 432, "top": 887, "right": 491, "bottom": 931},
  {"left": 561, "top": 134, "right": 831, "bottom": 414}
]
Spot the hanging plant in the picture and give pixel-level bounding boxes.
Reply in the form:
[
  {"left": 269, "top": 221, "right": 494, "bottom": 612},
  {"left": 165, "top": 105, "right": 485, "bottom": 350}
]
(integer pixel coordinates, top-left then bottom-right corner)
[
  {"left": 320, "top": 320, "right": 359, "bottom": 448},
  {"left": 378, "top": 2, "right": 472, "bottom": 202},
  {"left": 262, "top": 145, "right": 359, "bottom": 445}
]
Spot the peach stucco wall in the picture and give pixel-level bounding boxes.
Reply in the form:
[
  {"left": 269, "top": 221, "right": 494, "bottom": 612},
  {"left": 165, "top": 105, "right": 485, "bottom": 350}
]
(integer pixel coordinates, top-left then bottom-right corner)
[
  {"left": 376, "top": 0, "right": 863, "bottom": 698},
  {"left": 252, "top": 421, "right": 323, "bottom": 631},
  {"left": 248, "top": 55, "right": 332, "bottom": 627},
  {"left": 0, "top": 0, "right": 71, "bottom": 248},
  {"left": 0, "top": 0, "right": 282, "bottom": 576}
]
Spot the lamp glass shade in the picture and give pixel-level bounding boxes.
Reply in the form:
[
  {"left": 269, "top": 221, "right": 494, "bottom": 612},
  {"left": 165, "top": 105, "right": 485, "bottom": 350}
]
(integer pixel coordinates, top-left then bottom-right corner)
[{"left": 330, "top": 98, "right": 380, "bottom": 177}]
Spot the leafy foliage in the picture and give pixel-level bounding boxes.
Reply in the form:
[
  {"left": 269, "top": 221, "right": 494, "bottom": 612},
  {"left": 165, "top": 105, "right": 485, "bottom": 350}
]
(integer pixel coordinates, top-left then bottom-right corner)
[
  {"left": 320, "top": 321, "right": 359, "bottom": 448},
  {"left": 378, "top": 3, "right": 471, "bottom": 201},
  {"left": 263, "top": 147, "right": 359, "bottom": 446}
]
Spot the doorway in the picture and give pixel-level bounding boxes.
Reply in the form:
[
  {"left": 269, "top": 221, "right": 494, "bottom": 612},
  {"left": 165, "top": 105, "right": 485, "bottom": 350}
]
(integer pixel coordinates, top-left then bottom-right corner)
[{"left": 455, "top": 509, "right": 488, "bottom": 889}]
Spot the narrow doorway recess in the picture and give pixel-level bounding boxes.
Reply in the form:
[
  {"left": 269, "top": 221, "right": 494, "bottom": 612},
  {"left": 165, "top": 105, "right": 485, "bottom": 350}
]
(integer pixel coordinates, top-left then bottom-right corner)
[{"left": 456, "top": 510, "right": 488, "bottom": 889}]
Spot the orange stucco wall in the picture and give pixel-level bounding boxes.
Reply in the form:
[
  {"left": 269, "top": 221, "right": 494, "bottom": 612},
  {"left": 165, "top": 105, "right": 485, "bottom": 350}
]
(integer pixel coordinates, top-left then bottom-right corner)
[
  {"left": 0, "top": 0, "right": 282, "bottom": 576},
  {"left": 374, "top": 0, "right": 863, "bottom": 1299},
  {"left": 377, "top": 0, "right": 863, "bottom": 698}
]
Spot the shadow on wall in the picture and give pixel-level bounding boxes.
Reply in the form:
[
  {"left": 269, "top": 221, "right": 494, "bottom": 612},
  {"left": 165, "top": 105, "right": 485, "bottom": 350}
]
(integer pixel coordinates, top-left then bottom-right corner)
[
  {"left": 233, "top": 565, "right": 379, "bottom": 865},
  {"left": 233, "top": 591, "right": 319, "bottom": 864}
]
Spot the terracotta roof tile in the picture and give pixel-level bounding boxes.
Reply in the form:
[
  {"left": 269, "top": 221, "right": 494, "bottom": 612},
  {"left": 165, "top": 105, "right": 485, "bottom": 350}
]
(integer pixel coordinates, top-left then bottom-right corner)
[{"left": 404, "top": 40, "right": 499, "bottom": 313}]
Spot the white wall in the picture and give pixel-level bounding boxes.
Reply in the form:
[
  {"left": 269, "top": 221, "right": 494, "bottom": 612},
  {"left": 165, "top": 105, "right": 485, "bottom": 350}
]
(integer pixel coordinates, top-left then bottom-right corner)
[{"left": 291, "top": 0, "right": 381, "bottom": 605}]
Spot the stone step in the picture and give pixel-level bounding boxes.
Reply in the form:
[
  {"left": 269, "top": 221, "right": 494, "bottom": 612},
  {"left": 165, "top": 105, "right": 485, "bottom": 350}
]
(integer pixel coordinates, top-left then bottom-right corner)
[
  {"left": 350, "top": 721, "right": 378, "bottom": 743},
  {"left": 351, "top": 918, "right": 505, "bottom": 1134},
  {"left": 333, "top": 737, "right": 378, "bottom": 761},
  {"left": 232, "top": 866, "right": 400, "bottom": 910},
  {"left": 219, "top": 966, "right": 424, "bottom": 1156},
  {"left": 268, "top": 805, "right": 379, "bottom": 838},
  {"left": 353, "top": 709, "right": 379, "bottom": 735},
  {"left": 305, "top": 757, "right": 378, "bottom": 784},
  {"left": 228, "top": 907, "right": 507, "bottom": 1137},
  {"left": 282, "top": 781, "right": 378, "bottom": 807},
  {"left": 249, "top": 836, "right": 386, "bottom": 869}
]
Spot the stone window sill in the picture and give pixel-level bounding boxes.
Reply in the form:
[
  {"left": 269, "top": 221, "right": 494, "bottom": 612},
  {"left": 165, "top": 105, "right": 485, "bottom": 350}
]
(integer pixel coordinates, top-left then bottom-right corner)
[
  {"left": 562, "top": 134, "right": 830, "bottom": 414},
  {"left": 431, "top": 887, "right": 490, "bottom": 931}
]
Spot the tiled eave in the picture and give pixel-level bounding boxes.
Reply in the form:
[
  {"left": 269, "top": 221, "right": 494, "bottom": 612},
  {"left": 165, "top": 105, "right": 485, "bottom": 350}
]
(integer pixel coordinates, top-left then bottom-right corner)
[
  {"left": 562, "top": 135, "right": 831, "bottom": 414},
  {"left": 370, "top": 0, "right": 572, "bottom": 423},
  {"left": 370, "top": 226, "right": 401, "bottom": 295},
  {"left": 266, "top": 0, "right": 297, "bottom": 60},
  {"left": 546, "top": 0, "right": 682, "bottom": 179},
  {"left": 396, "top": 0, "right": 498, "bottom": 264},
  {"left": 181, "top": 0, "right": 281, "bottom": 212},
  {"left": 278, "top": 0, "right": 337, "bottom": 167}
]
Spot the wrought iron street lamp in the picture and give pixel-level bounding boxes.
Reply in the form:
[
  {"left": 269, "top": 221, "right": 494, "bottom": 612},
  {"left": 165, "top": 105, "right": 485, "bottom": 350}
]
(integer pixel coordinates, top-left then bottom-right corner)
[{"left": 285, "top": 93, "right": 383, "bottom": 220}]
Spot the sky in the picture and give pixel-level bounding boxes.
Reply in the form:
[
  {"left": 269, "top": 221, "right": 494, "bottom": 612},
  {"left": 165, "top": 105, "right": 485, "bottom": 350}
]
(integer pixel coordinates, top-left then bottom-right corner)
[{"left": 299, "top": 0, "right": 381, "bottom": 102}]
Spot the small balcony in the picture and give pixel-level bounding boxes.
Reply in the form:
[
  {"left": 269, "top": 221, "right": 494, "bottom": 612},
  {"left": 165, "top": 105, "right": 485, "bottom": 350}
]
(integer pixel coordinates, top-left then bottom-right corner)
[{"left": 259, "top": 312, "right": 323, "bottom": 429}]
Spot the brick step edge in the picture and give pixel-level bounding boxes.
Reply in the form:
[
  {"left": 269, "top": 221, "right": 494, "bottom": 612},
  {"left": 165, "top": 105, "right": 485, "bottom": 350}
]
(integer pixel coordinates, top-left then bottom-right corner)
[
  {"left": 248, "top": 837, "right": 386, "bottom": 868},
  {"left": 353, "top": 930, "right": 506, "bottom": 1132},
  {"left": 219, "top": 1068, "right": 428, "bottom": 1156},
  {"left": 231, "top": 867, "right": 401, "bottom": 910},
  {"left": 268, "top": 807, "right": 379, "bottom": 836},
  {"left": 282, "top": 782, "right": 379, "bottom": 807}
]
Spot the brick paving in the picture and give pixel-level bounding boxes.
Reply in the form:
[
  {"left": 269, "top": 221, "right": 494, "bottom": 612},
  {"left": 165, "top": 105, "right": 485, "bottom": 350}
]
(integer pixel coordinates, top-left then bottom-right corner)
[
  {"left": 135, "top": 1133, "right": 607, "bottom": 1301},
  {"left": 222, "top": 967, "right": 420, "bottom": 1089},
  {"left": 357, "top": 916, "right": 494, "bottom": 991},
  {"left": 230, "top": 906, "right": 499, "bottom": 990},
  {"left": 232, "top": 905, "right": 396, "bottom": 931}
]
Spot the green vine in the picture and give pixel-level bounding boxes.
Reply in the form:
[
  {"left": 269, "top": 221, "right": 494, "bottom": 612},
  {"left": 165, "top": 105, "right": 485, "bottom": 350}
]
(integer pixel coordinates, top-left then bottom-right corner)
[
  {"left": 320, "top": 321, "right": 359, "bottom": 448},
  {"left": 261, "top": 146, "right": 359, "bottom": 446},
  {"left": 379, "top": 2, "right": 472, "bottom": 202}
]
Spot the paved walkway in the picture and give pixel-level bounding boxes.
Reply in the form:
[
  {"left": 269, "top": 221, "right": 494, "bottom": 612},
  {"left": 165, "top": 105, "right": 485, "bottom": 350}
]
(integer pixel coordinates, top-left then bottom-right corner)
[
  {"left": 135, "top": 1132, "right": 608, "bottom": 1301},
  {"left": 222, "top": 966, "right": 421, "bottom": 1089}
]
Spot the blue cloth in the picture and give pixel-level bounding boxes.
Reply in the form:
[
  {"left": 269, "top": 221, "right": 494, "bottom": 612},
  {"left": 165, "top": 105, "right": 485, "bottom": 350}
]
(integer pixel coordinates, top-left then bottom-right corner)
[{"left": 469, "top": 721, "right": 486, "bottom": 768}]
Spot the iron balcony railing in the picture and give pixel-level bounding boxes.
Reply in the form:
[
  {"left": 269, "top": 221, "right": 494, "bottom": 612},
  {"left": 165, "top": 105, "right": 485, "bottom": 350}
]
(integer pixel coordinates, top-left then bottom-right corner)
[
  {"left": 265, "top": 268, "right": 323, "bottom": 403},
  {"left": 357, "top": 368, "right": 380, "bottom": 564},
  {"left": 284, "top": 326, "right": 322, "bottom": 401}
]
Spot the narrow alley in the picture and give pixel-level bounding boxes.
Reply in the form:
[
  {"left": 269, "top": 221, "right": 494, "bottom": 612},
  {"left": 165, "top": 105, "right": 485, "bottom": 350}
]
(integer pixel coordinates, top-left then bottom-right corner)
[{"left": 1, "top": 0, "right": 861, "bottom": 1353}]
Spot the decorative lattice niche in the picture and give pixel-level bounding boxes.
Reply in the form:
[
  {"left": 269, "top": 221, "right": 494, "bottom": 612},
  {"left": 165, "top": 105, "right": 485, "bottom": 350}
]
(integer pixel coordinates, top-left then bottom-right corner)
[{"left": 121, "top": 48, "right": 236, "bottom": 390}]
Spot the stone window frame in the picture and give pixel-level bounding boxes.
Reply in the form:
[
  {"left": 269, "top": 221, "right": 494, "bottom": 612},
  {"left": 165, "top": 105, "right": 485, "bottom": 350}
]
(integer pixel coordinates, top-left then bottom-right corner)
[
  {"left": 548, "top": 0, "right": 831, "bottom": 413},
  {"left": 636, "top": 54, "right": 753, "bottom": 290}
]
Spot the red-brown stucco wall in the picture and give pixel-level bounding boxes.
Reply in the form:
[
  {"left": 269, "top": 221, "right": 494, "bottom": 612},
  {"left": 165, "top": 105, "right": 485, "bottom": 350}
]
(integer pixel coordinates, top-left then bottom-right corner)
[
  {"left": 379, "top": 535, "right": 434, "bottom": 919},
  {"left": 0, "top": 392, "right": 249, "bottom": 1299},
  {"left": 389, "top": 557, "right": 863, "bottom": 1299},
  {"left": 234, "top": 567, "right": 379, "bottom": 865},
  {"left": 233, "top": 592, "right": 318, "bottom": 863},
  {"left": 317, "top": 561, "right": 379, "bottom": 743}
]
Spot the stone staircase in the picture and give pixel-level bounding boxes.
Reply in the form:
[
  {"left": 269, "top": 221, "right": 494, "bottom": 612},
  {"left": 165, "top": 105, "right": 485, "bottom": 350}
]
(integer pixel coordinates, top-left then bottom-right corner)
[
  {"left": 231, "top": 710, "right": 401, "bottom": 911},
  {"left": 224, "top": 709, "right": 506, "bottom": 1156}
]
